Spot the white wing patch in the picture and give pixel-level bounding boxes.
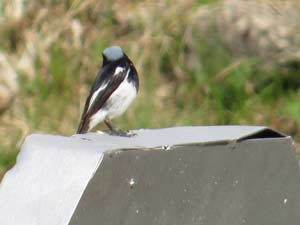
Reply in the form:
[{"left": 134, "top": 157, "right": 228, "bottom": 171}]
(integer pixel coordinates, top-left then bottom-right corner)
[
  {"left": 88, "top": 83, "right": 107, "bottom": 111},
  {"left": 114, "top": 66, "right": 125, "bottom": 75},
  {"left": 87, "top": 67, "right": 125, "bottom": 112}
]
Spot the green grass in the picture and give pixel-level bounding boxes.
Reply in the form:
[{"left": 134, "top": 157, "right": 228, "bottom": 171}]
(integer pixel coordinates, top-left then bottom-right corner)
[{"left": 0, "top": 0, "right": 300, "bottom": 178}]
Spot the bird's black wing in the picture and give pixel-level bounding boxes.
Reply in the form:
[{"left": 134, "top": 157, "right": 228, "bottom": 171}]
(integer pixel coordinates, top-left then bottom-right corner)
[{"left": 77, "top": 66, "right": 128, "bottom": 133}]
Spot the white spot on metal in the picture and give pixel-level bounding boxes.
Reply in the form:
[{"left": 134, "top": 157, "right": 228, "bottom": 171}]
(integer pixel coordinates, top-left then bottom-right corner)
[
  {"left": 233, "top": 180, "right": 239, "bottom": 187},
  {"left": 129, "top": 178, "right": 136, "bottom": 188}
]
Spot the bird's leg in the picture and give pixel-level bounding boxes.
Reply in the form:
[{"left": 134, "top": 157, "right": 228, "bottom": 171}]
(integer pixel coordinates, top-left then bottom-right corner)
[
  {"left": 104, "top": 119, "right": 117, "bottom": 131},
  {"left": 104, "top": 119, "right": 136, "bottom": 137}
]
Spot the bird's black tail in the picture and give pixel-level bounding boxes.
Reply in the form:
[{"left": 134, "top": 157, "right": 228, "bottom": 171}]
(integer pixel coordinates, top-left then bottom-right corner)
[{"left": 76, "top": 119, "right": 89, "bottom": 134}]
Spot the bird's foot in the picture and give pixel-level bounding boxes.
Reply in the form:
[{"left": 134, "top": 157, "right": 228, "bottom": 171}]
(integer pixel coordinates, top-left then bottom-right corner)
[{"left": 108, "top": 130, "right": 137, "bottom": 137}]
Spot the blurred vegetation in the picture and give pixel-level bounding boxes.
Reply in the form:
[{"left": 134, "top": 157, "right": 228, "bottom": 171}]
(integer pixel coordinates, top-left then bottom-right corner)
[{"left": 0, "top": 0, "right": 300, "bottom": 178}]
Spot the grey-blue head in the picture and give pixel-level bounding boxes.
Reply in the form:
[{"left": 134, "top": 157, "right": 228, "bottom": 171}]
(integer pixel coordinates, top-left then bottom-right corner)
[{"left": 102, "top": 46, "right": 124, "bottom": 63}]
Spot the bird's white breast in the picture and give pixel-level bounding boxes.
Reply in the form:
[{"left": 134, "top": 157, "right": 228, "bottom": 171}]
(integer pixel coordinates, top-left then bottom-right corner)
[
  {"left": 87, "top": 69, "right": 137, "bottom": 131},
  {"left": 106, "top": 78, "right": 137, "bottom": 119}
]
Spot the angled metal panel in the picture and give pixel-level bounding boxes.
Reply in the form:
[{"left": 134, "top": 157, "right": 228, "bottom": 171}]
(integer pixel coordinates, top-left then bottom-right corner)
[
  {"left": 69, "top": 137, "right": 300, "bottom": 225},
  {"left": 0, "top": 134, "right": 104, "bottom": 225}
]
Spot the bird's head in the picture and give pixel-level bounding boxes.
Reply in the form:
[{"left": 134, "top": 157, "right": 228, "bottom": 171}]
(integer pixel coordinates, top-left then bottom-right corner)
[{"left": 102, "top": 46, "right": 125, "bottom": 66}]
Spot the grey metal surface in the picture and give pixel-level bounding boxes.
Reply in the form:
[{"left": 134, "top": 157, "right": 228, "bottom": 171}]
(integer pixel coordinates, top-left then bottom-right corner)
[
  {"left": 69, "top": 137, "right": 300, "bottom": 225},
  {"left": 74, "top": 125, "right": 284, "bottom": 149},
  {"left": 0, "top": 126, "right": 296, "bottom": 225},
  {"left": 0, "top": 134, "right": 104, "bottom": 225}
]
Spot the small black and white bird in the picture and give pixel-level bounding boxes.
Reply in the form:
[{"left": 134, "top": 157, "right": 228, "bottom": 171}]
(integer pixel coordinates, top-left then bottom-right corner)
[{"left": 77, "top": 46, "right": 139, "bottom": 136}]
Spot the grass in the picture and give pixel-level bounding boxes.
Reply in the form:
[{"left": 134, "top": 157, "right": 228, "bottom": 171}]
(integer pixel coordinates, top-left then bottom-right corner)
[{"left": 0, "top": 0, "right": 300, "bottom": 178}]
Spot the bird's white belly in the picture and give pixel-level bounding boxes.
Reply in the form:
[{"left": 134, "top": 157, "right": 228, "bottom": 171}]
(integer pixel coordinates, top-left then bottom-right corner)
[
  {"left": 88, "top": 110, "right": 107, "bottom": 131},
  {"left": 106, "top": 79, "right": 137, "bottom": 119},
  {"left": 88, "top": 79, "right": 136, "bottom": 131}
]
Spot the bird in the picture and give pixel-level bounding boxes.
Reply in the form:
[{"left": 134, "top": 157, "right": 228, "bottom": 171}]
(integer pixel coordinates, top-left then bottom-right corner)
[{"left": 77, "top": 46, "right": 139, "bottom": 136}]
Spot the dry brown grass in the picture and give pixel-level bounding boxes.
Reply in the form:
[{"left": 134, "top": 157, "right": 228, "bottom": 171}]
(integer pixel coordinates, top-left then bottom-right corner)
[{"left": 0, "top": 0, "right": 300, "bottom": 178}]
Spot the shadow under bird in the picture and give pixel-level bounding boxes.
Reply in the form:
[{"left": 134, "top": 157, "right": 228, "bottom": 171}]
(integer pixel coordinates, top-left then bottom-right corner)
[{"left": 77, "top": 46, "right": 139, "bottom": 136}]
